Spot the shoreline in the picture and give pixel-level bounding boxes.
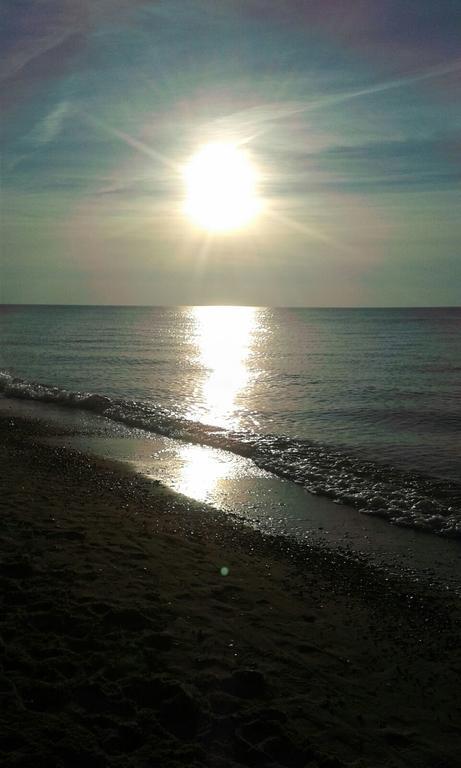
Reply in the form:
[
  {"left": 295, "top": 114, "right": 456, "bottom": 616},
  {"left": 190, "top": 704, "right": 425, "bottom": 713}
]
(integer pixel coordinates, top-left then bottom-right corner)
[
  {"left": 1, "top": 414, "right": 460, "bottom": 767},
  {"left": 1, "top": 368, "right": 460, "bottom": 539},
  {"left": 2, "top": 395, "right": 461, "bottom": 590}
]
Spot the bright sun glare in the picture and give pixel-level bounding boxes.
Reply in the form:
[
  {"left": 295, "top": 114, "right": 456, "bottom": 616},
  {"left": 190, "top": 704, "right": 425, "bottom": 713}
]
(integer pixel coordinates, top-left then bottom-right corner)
[{"left": 184, "top": 142, "right": 261, "bottom": 232}]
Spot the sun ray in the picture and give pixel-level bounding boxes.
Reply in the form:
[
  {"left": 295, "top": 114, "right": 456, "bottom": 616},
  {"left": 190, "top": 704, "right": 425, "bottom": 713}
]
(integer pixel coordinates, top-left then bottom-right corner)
[{"left": 266, "top": 205, "right": 357, "bottom": 256}]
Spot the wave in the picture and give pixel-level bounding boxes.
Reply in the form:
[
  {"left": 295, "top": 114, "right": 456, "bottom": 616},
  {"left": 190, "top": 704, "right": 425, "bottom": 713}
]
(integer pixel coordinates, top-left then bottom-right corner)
[{"left": 1, "top": 370, "right": 460, "bottom": 538}]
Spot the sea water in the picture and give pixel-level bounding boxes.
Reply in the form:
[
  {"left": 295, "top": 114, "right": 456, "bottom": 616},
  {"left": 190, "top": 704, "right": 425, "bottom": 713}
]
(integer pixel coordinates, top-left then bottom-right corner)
[{"left": 1, "top": 305, "right": 460, "bottom": 536}]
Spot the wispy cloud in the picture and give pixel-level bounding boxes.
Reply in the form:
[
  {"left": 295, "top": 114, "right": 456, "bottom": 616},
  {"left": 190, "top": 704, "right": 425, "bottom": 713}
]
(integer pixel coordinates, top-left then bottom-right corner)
[
  {"left": 0, "top": 0, "right": 144, "bottom": 109},
  {"left": 26, "top": 101, "right": 72, "bottom": 146},
  {"left": 211, "top": 58, "right": 461, "bottom": 141},
  {"left": 309, "top": 58, "right": 461, "bottom": 111},
  {"left": 311, "top": 136, "right": 461, "bottom": 192},
  {"left": 0, "top": 1, "right": 88, "bottom": 85}
]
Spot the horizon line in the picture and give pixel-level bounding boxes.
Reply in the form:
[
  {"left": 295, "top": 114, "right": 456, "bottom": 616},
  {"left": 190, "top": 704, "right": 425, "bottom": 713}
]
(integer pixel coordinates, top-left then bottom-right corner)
[{"left": 1, "top": 303, "right": 460, "bottom": 310}]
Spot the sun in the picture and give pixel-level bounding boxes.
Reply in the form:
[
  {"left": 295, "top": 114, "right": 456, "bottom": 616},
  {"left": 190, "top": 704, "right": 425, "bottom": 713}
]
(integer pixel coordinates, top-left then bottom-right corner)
[{"left": 184, "top": 142, "right": 261, "bottom": 232}]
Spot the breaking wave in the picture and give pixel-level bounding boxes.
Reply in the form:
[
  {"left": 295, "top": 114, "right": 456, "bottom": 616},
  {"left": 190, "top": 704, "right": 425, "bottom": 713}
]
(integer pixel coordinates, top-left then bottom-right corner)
[{"left": 1, "top": 370, "right": 460, "bottom": 538}]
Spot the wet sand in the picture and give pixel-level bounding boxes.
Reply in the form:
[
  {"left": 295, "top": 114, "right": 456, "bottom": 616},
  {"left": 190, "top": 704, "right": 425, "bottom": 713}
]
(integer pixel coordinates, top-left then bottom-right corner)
[
  {"left": 2, "top": 396, "right": 460, "bottom": 588},
  {"left": 1, "top": 414, "right": 460, "bottom": 767}
]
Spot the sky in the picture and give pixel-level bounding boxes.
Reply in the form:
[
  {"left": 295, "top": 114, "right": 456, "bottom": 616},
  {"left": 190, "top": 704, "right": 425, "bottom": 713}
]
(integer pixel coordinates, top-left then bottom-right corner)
[{"left": 1, "top": 0, "right": 460, "bottom": 306}]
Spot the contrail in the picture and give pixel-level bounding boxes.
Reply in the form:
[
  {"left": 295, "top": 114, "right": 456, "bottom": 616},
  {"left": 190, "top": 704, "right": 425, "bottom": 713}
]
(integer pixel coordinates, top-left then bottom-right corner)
[
  {"left": 217, "top": 57, "right": 461, "bottom": 131},
  {"left": 314, "top": 57, "right": 461, "bottom": 110}
]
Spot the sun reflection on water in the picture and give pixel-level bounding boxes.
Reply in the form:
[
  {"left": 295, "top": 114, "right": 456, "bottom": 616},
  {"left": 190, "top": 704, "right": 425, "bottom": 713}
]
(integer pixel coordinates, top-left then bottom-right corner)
[
  {"left": 175, "top": 443, "right": 234, "bottom": 502},
  {"left": 188, "top": 305, "right": 258, "bottom": 430}
]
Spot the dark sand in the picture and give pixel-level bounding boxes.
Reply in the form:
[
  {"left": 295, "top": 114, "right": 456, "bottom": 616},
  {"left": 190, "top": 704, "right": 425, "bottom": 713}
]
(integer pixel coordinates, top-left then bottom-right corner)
[{"left": 1, "top": 415, "right": 460, "bottom": 768}]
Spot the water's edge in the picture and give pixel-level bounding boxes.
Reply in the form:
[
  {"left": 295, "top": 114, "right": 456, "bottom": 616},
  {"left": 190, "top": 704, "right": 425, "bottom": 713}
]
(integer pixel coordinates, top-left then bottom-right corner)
[{"left": 1, "top": 370, "right": 460, "bottom": 538}]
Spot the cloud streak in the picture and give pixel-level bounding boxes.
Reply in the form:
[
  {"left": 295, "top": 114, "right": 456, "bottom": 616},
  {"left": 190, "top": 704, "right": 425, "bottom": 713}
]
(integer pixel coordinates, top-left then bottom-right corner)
[
  {"left": 27, "top": 101, "right": 72, "bottom": 146},
  {"left": 212, "top": 57, "right": 461, "bottom": 140},
  {"left": 0, "top": 1, "right": 89, "bottom": 84},
  {"left": 0, "top": 0, "right": 144, "bottom": 109}
]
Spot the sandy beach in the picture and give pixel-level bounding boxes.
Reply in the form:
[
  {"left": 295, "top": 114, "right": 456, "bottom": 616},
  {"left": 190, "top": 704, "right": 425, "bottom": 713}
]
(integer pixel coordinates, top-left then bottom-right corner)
[{"left": 1, "top": 413, "right": 460, "bottom": 768}]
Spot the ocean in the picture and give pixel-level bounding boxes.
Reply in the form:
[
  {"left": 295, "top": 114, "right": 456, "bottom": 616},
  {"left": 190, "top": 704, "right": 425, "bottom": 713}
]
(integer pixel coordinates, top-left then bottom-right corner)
[{"left": 1, "top": 305, "right": 460, "bottom": 538}]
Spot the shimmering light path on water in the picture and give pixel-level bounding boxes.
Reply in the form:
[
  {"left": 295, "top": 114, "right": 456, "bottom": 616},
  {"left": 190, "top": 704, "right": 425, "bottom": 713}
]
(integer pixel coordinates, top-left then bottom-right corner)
[
  {"left": 1, "top": 306, "right": 461, "bottom": 536},
  {"left": 1, "top": 305, "right": 460, "bottom": 477},
  {"left": 186, "top": 306, "right": 259, "bottom": 430}
]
